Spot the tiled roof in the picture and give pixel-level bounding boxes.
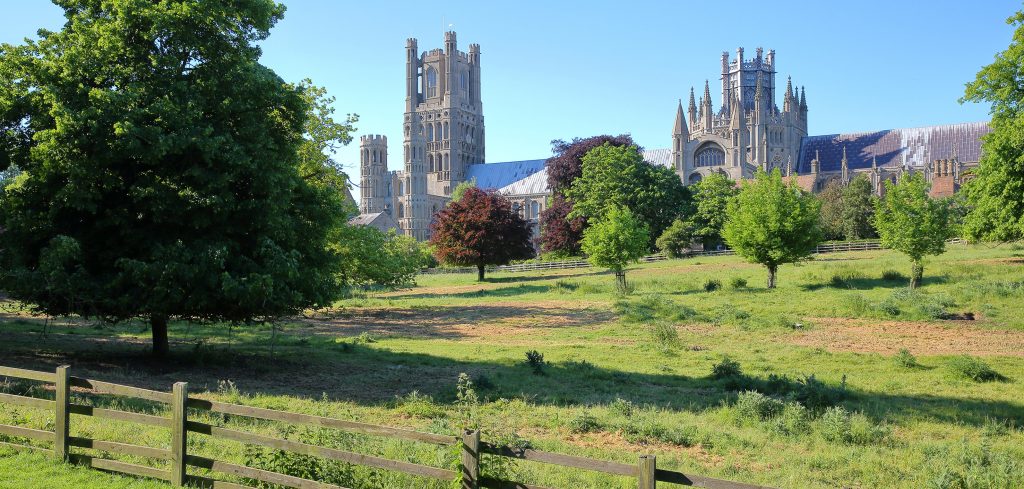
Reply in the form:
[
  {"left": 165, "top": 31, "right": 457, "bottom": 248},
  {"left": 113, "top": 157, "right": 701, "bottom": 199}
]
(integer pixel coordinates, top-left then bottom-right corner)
[
  {"left": 500, "top": 167, "right": 548, "bottom": 196},
  {"left": 348, "top": 212, "right": 398, "bottom": 232},
  {"left": 797, "top": 122, "right": 991, "bottom": 173},
  {"left": 642, "top": 148, "right": 674, "bottom": 168},
  {"left": 464, "top": 159, "right": 547, "bottom": 191}
]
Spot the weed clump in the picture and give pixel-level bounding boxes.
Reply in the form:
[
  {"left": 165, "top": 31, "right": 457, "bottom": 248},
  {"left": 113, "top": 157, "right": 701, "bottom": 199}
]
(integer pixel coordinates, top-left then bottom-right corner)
[
  {"left": 735, "top": 391, "right": 784, "bottom": 421},
  {"left": 881, "top": 269, "right": 906, "bottom": 282},
  {"left": 711, "top": 356, "right": 742, "bottom": 379},
  {"left": 894, "top": 349, "right": 918, "bottom": 369},
  {"left": 819, "top": 406, "right": 888, "bottom": 444},
  {"left": 524, "top": 350, "right": 546, "bottom": 375},
  {"left": 567, "top": 411, "right": 600, "bottom": 433},
  {"left": 608, "top": 398, "right": 634, "bottom": 418},
  {"left": 704, "top": 279, "right": 722, "bottom": 292},
  {"left": 948, "top": 355, "right": 1003, "bottom": 382},
  {"left": 649, "top": 321, "right": 680, "bottom": 350},
  {"left": 729, "top": 277, "right": 748, "bottom": 289}
]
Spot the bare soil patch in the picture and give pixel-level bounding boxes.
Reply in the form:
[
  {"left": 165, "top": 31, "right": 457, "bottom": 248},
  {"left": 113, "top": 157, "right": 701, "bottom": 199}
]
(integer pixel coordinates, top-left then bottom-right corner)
[{"left": 791, "top": 317, "right": 1024, "bottom": 356}]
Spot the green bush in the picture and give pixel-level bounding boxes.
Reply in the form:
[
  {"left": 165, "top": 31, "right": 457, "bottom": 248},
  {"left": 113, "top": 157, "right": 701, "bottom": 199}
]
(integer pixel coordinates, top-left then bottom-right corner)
[
  {"left": 524, "top": 350, "right": 545, "bottom": 375},
  {"left": 704, "top": 279, "right": 722, "bottom": 292},
  {"left": 567, "top": 411, "right": 601, "bottom": 434},
  {"left": 735, "top": 391, "right": 784, "bottom": 422},
  {"left": 711, "top": 356, "right": 742, "bottom": 379},
  {"left": 768, "top": 402, "right": 811, "bottom": 436},
  {"left": 894, "top": 349, "right": 918, "bottom": 368},
  {"left": 819, "top": 406, "right": 852, "bottom": 442},
  {"left": 729, "top": 277, "right": 748, "bottom": 289},
  {"left": 791, "top": 374, "right": 847, "bottom": 411},
  {"left": 881, "top": 269, "right": 906, "bottom": 282},
  {"left": 650, "top": 321, "right": 680, "bottom": 349},
  {"left": 619, "top": 416, "right": 701, "bottom": 447},
  {"left": 948, "top": 355, "right": 1003, "bottom": 382},
  {"left": 608, "top": 398, "right": 634, "bottom": 418},
  {"left": 819, "top": 406, "right": 888, "bottom": 445},
  {"left": 614, "top": 295, "right": 696, "bottom": 323}
]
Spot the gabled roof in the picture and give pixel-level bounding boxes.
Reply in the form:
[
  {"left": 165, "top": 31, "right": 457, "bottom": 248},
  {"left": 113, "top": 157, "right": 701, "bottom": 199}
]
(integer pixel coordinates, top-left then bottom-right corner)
[
  {"left": 797, "top": 122, "right": 991, "bottom": 173},
  {"left": 349, "top": 212, "right": 398, "bottom": 233}
]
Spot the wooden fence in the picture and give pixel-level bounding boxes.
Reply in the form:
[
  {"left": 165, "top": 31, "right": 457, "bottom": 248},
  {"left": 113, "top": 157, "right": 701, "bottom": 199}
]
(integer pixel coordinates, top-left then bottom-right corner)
[
  {"left": 0, "top": 364, "right": 771, "bottom": 489},
  {"left": 422, "top": 238, "right": 969, "bottom": 276}
]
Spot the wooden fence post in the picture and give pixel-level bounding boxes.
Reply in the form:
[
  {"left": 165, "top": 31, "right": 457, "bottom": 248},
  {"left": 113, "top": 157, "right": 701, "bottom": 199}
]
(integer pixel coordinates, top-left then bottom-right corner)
[
  {"left": 54, "top": 365, "right": 70, "bottom": 462},
  {"left": 170, "top": 382, "right": 188, "bottom": 487},
  {"left": 461, "top": 429, "right": 480, "bottom": 489},
  {"left": 638, "top": 454, "right": 656, "bottom": 489}
]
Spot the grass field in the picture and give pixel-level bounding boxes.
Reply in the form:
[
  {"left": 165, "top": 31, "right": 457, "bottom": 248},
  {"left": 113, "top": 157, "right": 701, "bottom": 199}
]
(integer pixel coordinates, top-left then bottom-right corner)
[{"left": 1, "top": 243, "right": 1023, "bottom": 488}]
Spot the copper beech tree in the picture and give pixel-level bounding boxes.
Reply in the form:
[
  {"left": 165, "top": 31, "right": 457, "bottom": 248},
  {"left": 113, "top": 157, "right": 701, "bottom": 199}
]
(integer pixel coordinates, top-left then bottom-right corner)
[{"left": 429, "top": 188, "right": 534, "bottom": 281}]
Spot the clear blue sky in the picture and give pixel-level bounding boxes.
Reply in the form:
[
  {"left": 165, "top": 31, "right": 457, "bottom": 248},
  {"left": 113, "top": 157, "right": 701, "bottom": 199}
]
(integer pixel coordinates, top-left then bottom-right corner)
[{"left": 1, "top": 0, "right": 1016, "bottom": 184}]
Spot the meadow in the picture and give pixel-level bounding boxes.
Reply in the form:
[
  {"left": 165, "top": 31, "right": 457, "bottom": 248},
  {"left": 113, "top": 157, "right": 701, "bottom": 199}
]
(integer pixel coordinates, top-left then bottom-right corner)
[{"left": 1, "top": 243, "right": 1023, "bottom": 488}]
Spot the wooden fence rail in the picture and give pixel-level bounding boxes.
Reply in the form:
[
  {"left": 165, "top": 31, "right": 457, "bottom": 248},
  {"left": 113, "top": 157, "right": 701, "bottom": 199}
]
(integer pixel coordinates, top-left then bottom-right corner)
[
  {"left": 421, "top": 238, "right": 968, "bottom": 275},
  {"left": 0, "top": 364, "right": 771, "bottom": 488}
]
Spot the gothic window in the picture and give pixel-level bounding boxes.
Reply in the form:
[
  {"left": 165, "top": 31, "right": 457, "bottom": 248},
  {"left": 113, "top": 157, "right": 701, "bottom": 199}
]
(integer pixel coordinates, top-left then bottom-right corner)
[
  {"left": 695, "top": 144, "right": 726, "bottom": 167},
  {"left": 459, "top": 72, "right": 468, "bottom": 91},
  {"left": 531, "top": 201, "right": 540, "bottom": 219},
  {"left": 443, "top": 121, "right": 449, "bottom": 140},
  {"left": 689, "top": 173, "right": 703, "bottom": 184},
  {"left": 428, "top": 154, "right": 434, "bottom": 172},
  {"left": 427, "top": 124, "right": 434, "bottom": 142},
  {"left": 444, "top": 154, "right": 450, "bottom": 171},
  {"left": 398, "top": 204, "right": 405, "bottom": 219},
  {"left": 426, "top": 67, "right": 438, "bottom": 97}
]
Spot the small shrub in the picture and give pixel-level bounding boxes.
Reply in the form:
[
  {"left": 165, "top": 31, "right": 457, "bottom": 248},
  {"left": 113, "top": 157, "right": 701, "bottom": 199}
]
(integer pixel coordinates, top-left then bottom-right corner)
[
  {"left": 567, "top": 411, "right": 600, "bottom": 433},
  {"left": 711, "top": 356, "right": 742, "bottom": 379},
  {"left": 394, "top": 391, "right": 444, "bottom": 418},
  {"left": 609, "top": 398, "right": 634, "bottom": 418},
  {"left": 704, "top": 279, "right": 722, "bottom": 292},
  {"left": 894, "top": 349, "right": 918, "bottom": 368},
  {"left": 848, "top": 294, "right": 869, "bottom": 316},
  {"left": 729, "top": 277, "right": 748, "bottom": 289},
  {"left": 829, "top": 274, "right": 849, "bottom": 288},
  {"left": 768, "top": 402, "right": 811, "bottom": 436},
  {"left": 354, "top": 332, "right": 377, "bottom": 344},
  {"left": 619, "top": 417, "right": 701, "bottom": 447},
  {"left": 614, "top": 295, "right": 697, "bottom": 323},
  {"left": 948, "top": 355, "right": 1003, "bottom": 382},
  {"left": 650, "top": 321, "right": 680, "bottom": 349},
  {"left": 819, "top": 406, "right": 852, "bottom": 442},
  {"left": 525, "top": 350, "right": 546, "bottom": 375},
  {"left": 881, "top": 269, "right": 906, "bottom": 281},
  {"left": 712, "top": 304, "right": 751, "bottom": 325},
  {"left": 877, "top": 298, "right": 901, "bottom": 316},
  {"left": 792, "top": 374, "right": 847, "bottom": 411},
  {"left": 735, "top": 391, "right": 784, "bottom": 422}
]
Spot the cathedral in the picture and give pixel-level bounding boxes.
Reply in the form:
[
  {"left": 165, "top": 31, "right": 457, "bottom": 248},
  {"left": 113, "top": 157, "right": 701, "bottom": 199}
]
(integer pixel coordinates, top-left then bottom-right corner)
[{"left": 355, "top": 33, "right": 990, "bottom": 239}]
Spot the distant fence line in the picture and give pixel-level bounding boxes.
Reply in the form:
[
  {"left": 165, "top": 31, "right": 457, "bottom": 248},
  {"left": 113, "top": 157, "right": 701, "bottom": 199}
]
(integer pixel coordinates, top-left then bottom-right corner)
[
  {"left": 421, "top": 239, "right": 967, "bottom": 275},
  {"left": 0, "top": 364, "right": 770, "bottom": 489}
]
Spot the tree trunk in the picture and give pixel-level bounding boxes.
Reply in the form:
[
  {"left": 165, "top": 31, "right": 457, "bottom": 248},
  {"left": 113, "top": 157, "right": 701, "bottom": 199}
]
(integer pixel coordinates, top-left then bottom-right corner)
[
  {"left": 615, "top": 270, "right": 627, "bottom": 294},
  {"left": 477, "top": 264, "right": 486, "bottom": 282},
  {"left": 767, "top": 264, "right": 778, "bottom": 289},
  {"left": 151, "top": 314, "right": 169, "bottom": 358},
  {"left": 910, "top": 260, "right": 923, "bottom": 289}
]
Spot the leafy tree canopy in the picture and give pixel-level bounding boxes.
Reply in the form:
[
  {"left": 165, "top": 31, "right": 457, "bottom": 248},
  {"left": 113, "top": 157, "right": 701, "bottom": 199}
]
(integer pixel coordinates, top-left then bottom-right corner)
[
  {"left": 841, "top": 174, "right": 878, "bottom": 240},
  {"left": 450, "top": 177, "right": 477, "bottom": 204},
  {"left": 687, "top": 172, "right": 738, "bottom": 248},
  {"left": 874, "top": 172, "right": 952, "bottom": 288},
  {"left": 722, "top": 169, "right": 822, "bottom": 288},
  {"left": 0, "top": 0, "right": 348, "bottom": 356},
  {"left": 581, "top": 205, "right": 649, "bottom": 292},
  {"left": 335, "top": 225, "right": 424, "bottom": 288},
  {"left": 565, "top": 143, "right": 690, "bottom": 248},
  {"left": 429, "top": 187, "right": 534, "bottom": 281},
  {"left": 817, "top": 179, "right": 847, "bottom": 241},
  {"left": 656, "top": 218, "right": 696, "bottom": 258},
  {"left": 540, "top": 135, "right": 637, "bottom": 255}
]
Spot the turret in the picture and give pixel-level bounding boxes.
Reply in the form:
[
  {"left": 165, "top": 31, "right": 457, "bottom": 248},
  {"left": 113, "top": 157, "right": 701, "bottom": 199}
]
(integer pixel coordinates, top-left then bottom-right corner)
[
  {"left": 783, "top": 76, "right": 794, "bottom": 113},
  {"left": 673, "top": 99, "right": 689, "bottom": 140},
  {"left": 406, "top": 38, "right": 419, "bottom": 111},
  {"left": 800, "top": 86, "right": 807, "bottom": 113},
  {"left": 688, "top": 87, "right": 697, "bottom": 132},
  {"left": 359, "top": 135, "right": 389, "bottom": 214},
  {"left": 841, "top": 146, "right": 849, "bottom": 182},
  {"left": 702, "top": 80, "right": 713, "bottom": 130},
  {"left": 672, "top": 100, "right": 688, "bottom": 172},
  {"left": 444, "top": 31, "right": 457, "bottom": 100}
]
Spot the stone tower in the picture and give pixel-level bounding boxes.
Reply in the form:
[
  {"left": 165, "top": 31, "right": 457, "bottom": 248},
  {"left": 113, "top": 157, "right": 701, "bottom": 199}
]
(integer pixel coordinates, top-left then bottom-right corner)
[
  {"left": 359, "top": 135, "right": 388, "bottom": 214},
  {"left": 671, "top": 47, "right": 808, "bottom": 184}
]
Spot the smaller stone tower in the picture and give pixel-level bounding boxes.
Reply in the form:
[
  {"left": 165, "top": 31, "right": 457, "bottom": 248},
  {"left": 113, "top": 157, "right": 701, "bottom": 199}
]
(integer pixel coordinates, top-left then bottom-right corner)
[{"left": 359, "top": 135, "right": 388, "bottom": 214}]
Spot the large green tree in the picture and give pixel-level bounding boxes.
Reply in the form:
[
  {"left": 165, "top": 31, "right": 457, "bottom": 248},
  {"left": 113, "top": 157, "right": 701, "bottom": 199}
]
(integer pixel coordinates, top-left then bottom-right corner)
[
  {"left": 0, "top": 0, "right": 347, "bottom": 356},
  {"left": 687, "top": 172, "right": 738, "bottom": 248},
  {"left": 817, "top": 179, "right": 847, "bottom": 241},
  {"left": 841, "top": 174, "right": 878, "bottom": 240},
  {"left": 565, "top": 143, "right": 689, "bottom": 248},
  {"left": 874, "top": 173, "right": 953, "bottom": 289},
  {"left": 960, "top": 10, "right": 1024, "bottom": 242},
  {"left": 722, "top": 169, "right": 822, "bottom": 288},
  {"left": 581, "top": 206, "right": 650, "bottom": 292}
]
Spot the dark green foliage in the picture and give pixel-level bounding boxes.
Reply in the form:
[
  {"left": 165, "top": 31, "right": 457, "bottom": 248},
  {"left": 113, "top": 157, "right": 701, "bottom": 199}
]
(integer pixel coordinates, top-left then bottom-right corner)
[
  {"left": 686, "top": 172, "right": 738, "bottom": 248},
  {"left": 613, "top": 295, "right": 696, "bottom": 323},
  {"left": 875, "top": 172, "right": 954, "bottom": 288},
  {"left": 735, "top": 391, "right": 785, "bottom": 422},
  {"left": 961, "top": 10, "right": 1024, "bottom": 243},
  {"left": 818, "top": 179, "right": 847, "bottom": 241},
  {"left": 566, "top": 144, "right": 690, "bottom": 249},
  {"left": 729, "top": 277, "right": 748, "bottom": 289},
  {"left": 842, "top": 175, "right": 878, "bottom": 240},
  {"left": 881, "top": 270, "right": 907, "bottom": 282},
  {"left": 711, "top": 356, "right": 742, "bottom": 378},
  {"left": 525, "top": 350, "right": 546, "bottom": 375},
  {"left": 0, "top": 0, "right": 348, "bottom": 356},
  {"left": 655, "top": 218, "right": 695, "bottom": 258},
  {"left": 894, "top": 349, "right": 919, "bottom": 369},
  {"left": 336, "top": 226, "right": 425, "bottom": 288},
  {"left": 722, "top": 169, "right": 822, "bottom": 288},
  {"left": 948, "top": 355, "right": 1004, "bottom": 382},
  {"left": 567, "top": 411, "right": 600, "bottom": 434},
  {"left": 581, "top": 206, "right": 650, "bottom": 291},
  {"left": 703, "top": 279, "right": 722, "bottom": 292}
]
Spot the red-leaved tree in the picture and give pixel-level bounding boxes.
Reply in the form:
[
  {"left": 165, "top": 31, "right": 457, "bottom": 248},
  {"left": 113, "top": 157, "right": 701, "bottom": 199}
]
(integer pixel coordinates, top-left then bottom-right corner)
[
  {"left": 430, "top": 188, "right": 535, "bottom": 280},
  {"left": 540, "top": 135, "right": 639, "bottom": 255}
]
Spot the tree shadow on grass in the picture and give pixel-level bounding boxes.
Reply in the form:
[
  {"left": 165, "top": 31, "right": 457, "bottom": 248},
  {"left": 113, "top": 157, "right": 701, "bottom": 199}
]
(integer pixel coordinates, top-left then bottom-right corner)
[
  {"left": 2, "top": 325, "right": 1020, "bottom": 429},
  {"left": 801, "top": 275, "right": 949, "bottom": 292},
  {"left": 382, "top": 284, "right": 554, "bottom": 300}
]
